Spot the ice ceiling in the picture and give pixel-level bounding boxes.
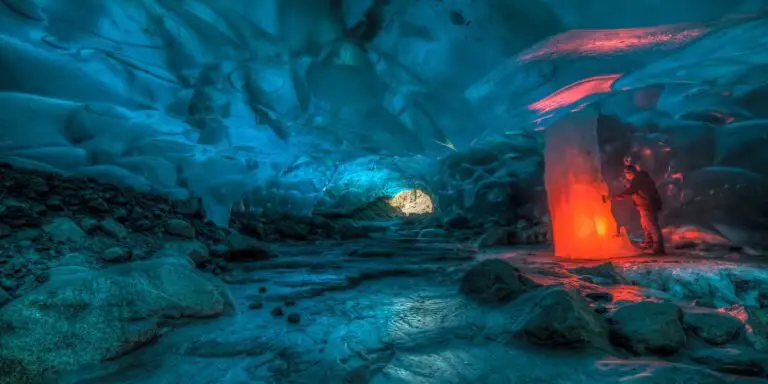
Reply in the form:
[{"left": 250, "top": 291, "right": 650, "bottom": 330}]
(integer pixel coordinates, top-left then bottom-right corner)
[{"left": 1, "top": 0, "right": 768, "bottom": 226}]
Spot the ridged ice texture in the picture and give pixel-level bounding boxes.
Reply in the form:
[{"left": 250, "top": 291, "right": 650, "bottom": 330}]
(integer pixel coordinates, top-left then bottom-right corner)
[{"left": 1, "top": 1, "right": 768, "bottom": 227}]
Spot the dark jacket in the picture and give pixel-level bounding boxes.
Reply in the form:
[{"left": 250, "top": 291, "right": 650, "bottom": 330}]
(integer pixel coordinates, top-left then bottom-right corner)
[{"left": 616, "top": 171, "right": 663, "bottom": 212}]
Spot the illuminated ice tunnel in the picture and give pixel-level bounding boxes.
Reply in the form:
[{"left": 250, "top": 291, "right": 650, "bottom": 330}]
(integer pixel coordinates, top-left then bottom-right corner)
[
  {"left": 388, "top": 189, "right": 434, "bottom": 216},
  {"left": 331, "top": 163, "right": 434, "bottom": 216},
  {"left": 544, "top": 107, "right": 636, "bottom": 259}
]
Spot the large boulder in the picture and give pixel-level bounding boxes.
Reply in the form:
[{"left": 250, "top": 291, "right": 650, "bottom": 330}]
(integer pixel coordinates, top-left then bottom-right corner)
[
  {"left": 609, "top": 302, "right": 687, "bottom": 355},
  {"left": 460, "top": 259, "right": 541, "bottom": 305},
  {"left": 683, "top": 310, "right": 743, "bottom": 346},
  {"left": 515, "top": 288, "right": 609, "bottom": 348},
  {"left": 157, "top": 240, "right": 211, "bottom": 266},
  {"left": 744, "top": 306, "right": 768, "bottom": 351},
  {"left": 41, "top": 217, "right": 86, "bottom": 243},
  {"left": 692, "top": 347, "right": 766, "bottom": 377},
  {"left": 567, "top": 262, "right": 627, "bottom": 285},
  {"left": 0, "top": 258, "right": 234, "bottom": 382},
  {"left": 225, "top": 232, "right": 277, "bottom": 262}
]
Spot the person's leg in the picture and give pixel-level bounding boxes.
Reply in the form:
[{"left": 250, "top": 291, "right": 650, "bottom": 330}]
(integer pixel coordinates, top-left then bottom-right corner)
[
  {"left": 648, "top": 210, "right": 665, "bottom": 253},
  {"left": 638, "top": 209, "right": 651, "bottom": 248}
]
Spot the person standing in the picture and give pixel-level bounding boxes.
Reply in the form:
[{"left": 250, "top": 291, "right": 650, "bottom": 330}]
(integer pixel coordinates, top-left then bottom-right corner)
[{"left": 610, "top": 165, "right": 665, "bottom": 254}]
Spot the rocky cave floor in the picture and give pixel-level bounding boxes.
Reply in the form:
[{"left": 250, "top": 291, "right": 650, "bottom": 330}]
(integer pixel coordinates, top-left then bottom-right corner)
[{"left": 3, "top": 165, "right": 768, "bottom": 383}]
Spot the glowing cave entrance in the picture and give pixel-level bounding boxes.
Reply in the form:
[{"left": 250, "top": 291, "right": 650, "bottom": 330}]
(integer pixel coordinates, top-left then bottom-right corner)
[
  {"left": 544, "top": 108, "right": 636, "bottom": 259},
  {"left": 388, "top": 189, "right": 434, "bottom": 216}
]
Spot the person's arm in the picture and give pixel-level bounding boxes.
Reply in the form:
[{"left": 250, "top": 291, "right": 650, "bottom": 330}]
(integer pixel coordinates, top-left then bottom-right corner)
[{"left": 612, "top": 180, "right": 639, "bottom": 200}]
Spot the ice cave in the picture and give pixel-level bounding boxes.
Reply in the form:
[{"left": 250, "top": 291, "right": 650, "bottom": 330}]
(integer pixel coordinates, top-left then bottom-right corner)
[{"left": 2, "top": 0, "right": 768, "bottom": 383}]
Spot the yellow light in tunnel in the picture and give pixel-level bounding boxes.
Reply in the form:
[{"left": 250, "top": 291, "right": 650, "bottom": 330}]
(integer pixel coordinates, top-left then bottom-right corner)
[{"left": 388, "top": 189, "right": 434, "bottom": 216}]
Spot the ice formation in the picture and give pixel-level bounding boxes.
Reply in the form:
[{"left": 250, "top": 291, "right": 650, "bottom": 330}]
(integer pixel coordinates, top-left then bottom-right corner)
[
  {"left": 0, "top": 0, "right": 767, "bottom": 238},
  {"left": 5, "top": 2, "right": 768, "bottom": 383}
]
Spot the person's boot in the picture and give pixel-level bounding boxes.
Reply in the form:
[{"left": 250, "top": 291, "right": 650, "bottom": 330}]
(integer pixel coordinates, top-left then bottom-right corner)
[{"left": 651, "top": 247, "right": 666, "bottom": 255}]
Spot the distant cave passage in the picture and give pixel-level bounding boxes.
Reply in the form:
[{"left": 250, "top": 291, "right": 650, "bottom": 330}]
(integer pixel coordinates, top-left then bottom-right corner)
[
  {"left": 388, "top": 189, "right": 434, "bottom": 216},
  {"left": 544, "top": 109, "right": 636, "bottom": 259}
]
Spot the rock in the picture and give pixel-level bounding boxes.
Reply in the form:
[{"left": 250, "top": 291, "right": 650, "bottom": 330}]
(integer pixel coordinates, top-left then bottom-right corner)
[
  {"left": 444, "top": 215, "right": 471, "bottom": 229},
  {"left": 209, "top": 244, "right": 228, "bottom": 257},
  {"left": 744, "top": 306, "right": 768, "bottom": 351},
  {"left": 100, "top": 246, "right": 132, "bottom": 263},
  {"left": 0, "top": 288, "right": 11, "bottom": 307},
  {"left": 87, "top": 199, "right": 109, "bottom": 212},
  {"left": 166, "top": 219, "right": 195, "bottom": 239},
  {"left": 0, "top": 259, "right": 234, "bottom": 377},
  {"left": 287, "top": 313, "right": 301, "bottom": 324},
  {"left": 1, "top": 278, "right": 17, "bottom": 292},
  {"left": 98, "top": 218, "right": 128, "bottom": 239},
  {"left": 475, "top": 226, "right": 514, "bottom": 247},
  {"left": 515, "top": 288, "right": 609, "bottom": 348},
  {"left": 78, "top": 217, "right": 99, "bottom": 234},
  {"left": 585, "top": 292, "right": 614, "bottom": 302},
  {"left": 271, "top": 306, "right": 284, "bottom": 316},
  {"left": 45, "top": 198, "right": 65, "bottom": 211},
  {"left": 248, "top": 297, "right": 264, "bottom": 310},
  {"left": 417, "top": 228, "right": 450, "bottom": 239},
  {"left": 460, "top": 259, "right": 541, "bottom": 305},
  {"left": 0, "top": 356, "right": 35, "bottom": 384},
  {"left": 619, "top": 363, "right": 730, "bottom": 384},
  {"left": 691, "top": 347, "right": 766, "bottom": 377},
  {"left": 609, "top": 302, "right": 686, "bottom": 355},
  {"left": 758, "top": 291, "right": 768, "bottom": 308},
  {"left": 568, "top": 262, "right": 627, "bottom": 285},
  {"left": 225, "top": 233, "right": 275, "bottom": 262},
  {"left": 41, "top": 217, "right": 86, "bottom": 243},
  {"left": 0, "top": 201, "right": 42, "bottom": 228},
  {"left": 693, "top": 298, "right": 717, "bottom": 308},
  {"left": 594, "top": 305, "right": 608, "bottom": 315},
  {"left": 258, "top": 286, "right": 268, "bottom": 294},
  {"left": 15, "top": 229, "right": 39, "bottom": 242},
  {"left": 0, "top": 224, "right": 11, "bottom": 238},
  {"left": 241, "top": 220, "right": 266, "bottom": 240},
  {"left": 684, "top": 310, "right": 743, "bottom": 345},
  {"left": 172, "top": 198, "right": 200, "bottom": 216},
  {"left": 518, "top": 221, "right": 550, "bottom": 244},
  {"left": 275, "top": 220, "right": 309, "bottom": 240},
  {"left": 157, "top": 241, "right": 210, "bottom": 266}
]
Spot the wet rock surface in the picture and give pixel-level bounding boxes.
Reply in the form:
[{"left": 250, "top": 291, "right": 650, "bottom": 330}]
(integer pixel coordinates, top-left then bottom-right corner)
[
  {"left": 609, "top": 302, "right": 687, "bottom": 355},
  {"left": 684, "top": 310, "right": 744, "bottom": 345},
  {"left": 515, "top": 287, "right": 609, "bottom": 348},
  {"left": 460, "top": 258, "right": 540, "bottom": 305},
  {"left": 0, "top": 258, "right": 233, "bottom": 381},
  {"left": 1, "top": 166, "right": 768, "bottom": 383},
  {"left": 692, "top": 347, "right": 767, "bottom": 377}
]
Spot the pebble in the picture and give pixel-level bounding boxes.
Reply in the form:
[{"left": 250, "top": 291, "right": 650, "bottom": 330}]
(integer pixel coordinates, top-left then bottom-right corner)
[
  {"left": 287, "top": 313, "right": 301, "bottom": 324},
  {"left": 101, "top": 246, "right": 132, "bottom": 263},
  {"left": 166, "top": 219, "right": 195, "bottom": 239}
]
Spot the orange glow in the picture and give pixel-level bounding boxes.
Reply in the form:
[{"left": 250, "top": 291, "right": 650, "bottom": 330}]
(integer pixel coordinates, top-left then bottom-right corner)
[
  {"left": 529, "top": 74, "right": 621, "bottom": 113},
  {"left": 545, "top": 109, "right": 636, "bottom": 259},
  {"left": 663, "top": 226, "right": 730, "bottom": 246},
  {"left": 519, "top": 25, "right": 709, "bottom": 63},
  {"left": 548, "top": 171, "right": 636, "bottom": 259}
]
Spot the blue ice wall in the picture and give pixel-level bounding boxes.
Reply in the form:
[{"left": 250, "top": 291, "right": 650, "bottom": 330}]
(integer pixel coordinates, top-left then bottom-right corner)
[{"left": 1, "top": 0, "right": 767, "bottom": 228}]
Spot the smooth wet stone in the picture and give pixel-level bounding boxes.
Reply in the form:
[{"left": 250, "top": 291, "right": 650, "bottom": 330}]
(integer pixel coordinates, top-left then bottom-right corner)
[
  {"left": 684, "top": 310, "right": 743, "bottom": 345},
  {"left": 609, "top": 302, "right": 686, "bottom": 355},
  {"left": 460, "top": 259, "right": 541, "bottom": 305},
  {"left": 166, "top": 219, "right": 195, "bottom": 239}
]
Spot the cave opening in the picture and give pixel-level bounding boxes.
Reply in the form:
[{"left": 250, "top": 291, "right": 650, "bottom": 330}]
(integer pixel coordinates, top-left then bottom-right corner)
[{"left": 387, "top": 188, "right": 435, "bottom": 216}]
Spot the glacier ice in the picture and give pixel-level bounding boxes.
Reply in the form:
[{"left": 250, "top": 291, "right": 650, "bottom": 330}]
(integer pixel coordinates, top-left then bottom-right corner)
[{"left": 0, "top": 0, "right": 767, "bottom": 232}]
